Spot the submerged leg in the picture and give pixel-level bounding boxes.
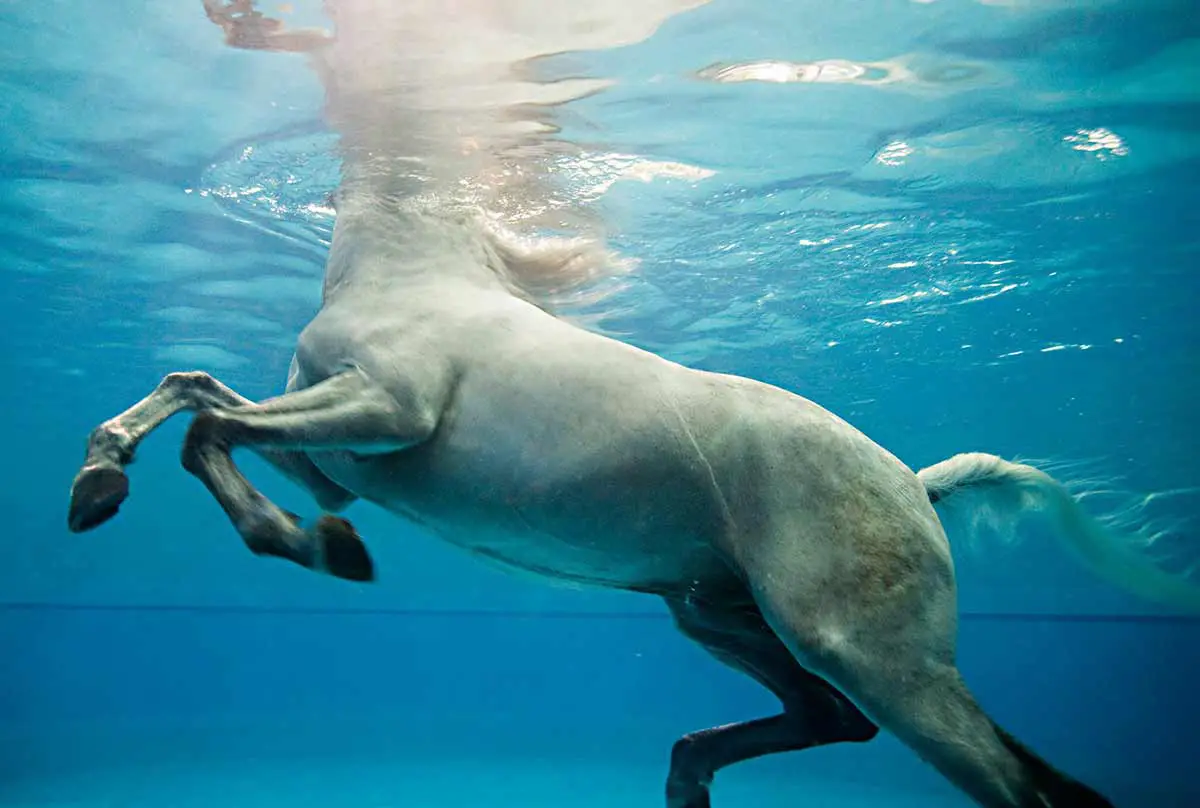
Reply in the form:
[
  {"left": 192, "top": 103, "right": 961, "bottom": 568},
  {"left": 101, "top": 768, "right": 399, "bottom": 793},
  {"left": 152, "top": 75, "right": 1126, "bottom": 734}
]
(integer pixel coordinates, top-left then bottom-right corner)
[
  {"left": 68, "top": 371, "right": 354, "bottom": 533},
  {"left": 741, "top": 522, "right": 1115, "bottom": 808},
  {"left": 178, "top": 369, "right": 437, "bottom": 581},
  {"left": 664, "top": 592, "right": 877, "bottom": 808}
]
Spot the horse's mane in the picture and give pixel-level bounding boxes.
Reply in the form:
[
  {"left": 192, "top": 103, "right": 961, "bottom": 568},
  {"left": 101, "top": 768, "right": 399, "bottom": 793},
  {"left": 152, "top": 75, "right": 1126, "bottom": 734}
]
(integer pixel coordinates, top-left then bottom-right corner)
[
  {"left": 479, "top": 217, "right": 633, "bottom": 314},
  {"left": 326, "top": 178, "right": 633, "bottom": 320}
]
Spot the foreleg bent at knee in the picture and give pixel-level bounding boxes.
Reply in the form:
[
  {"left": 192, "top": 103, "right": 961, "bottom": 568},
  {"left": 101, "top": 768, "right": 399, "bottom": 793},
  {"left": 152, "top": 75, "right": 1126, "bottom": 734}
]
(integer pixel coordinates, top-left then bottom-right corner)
[{"left": 69, "top": 371, "right": 252, "bottom": 532}]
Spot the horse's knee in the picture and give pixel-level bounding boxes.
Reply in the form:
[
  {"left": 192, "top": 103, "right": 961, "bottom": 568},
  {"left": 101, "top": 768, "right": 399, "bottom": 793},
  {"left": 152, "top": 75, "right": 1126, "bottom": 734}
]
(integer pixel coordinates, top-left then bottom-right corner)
[
  {"left": 160, "top": 370, "right": 213, "bottom": 394},
  {"left": 160, "top": 370, "right": 231, "bottom": 409}
]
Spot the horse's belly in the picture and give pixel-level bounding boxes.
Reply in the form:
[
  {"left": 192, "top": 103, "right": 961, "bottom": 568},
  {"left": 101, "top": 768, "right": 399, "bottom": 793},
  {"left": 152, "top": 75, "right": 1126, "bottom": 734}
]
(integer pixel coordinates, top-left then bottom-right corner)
[
  {"left": 306, "top": 445, "right": 728, "bottom": 592},
  {"left": 447, "top": 526, "right": 703, "bottom": 591}
]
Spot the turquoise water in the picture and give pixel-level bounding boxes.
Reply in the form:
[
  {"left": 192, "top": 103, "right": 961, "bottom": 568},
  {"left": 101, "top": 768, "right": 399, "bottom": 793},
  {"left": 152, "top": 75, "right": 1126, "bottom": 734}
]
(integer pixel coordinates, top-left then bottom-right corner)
[{"left": 3, "top": 1, "right": 1199, "bottom": 806}]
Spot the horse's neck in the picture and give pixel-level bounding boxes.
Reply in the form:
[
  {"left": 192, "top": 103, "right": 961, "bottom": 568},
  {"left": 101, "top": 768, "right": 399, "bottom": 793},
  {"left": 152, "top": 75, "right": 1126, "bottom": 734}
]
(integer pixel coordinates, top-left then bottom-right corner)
[{"left": 320, "top": 193, "right": 507, "bottom": 305}]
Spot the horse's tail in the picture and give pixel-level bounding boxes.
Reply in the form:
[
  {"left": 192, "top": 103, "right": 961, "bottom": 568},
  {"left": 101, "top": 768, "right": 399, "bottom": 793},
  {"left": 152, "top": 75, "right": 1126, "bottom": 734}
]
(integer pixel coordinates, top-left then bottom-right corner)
[{"left": 917, "top": 452, "right": 1200, "bottom": 613}]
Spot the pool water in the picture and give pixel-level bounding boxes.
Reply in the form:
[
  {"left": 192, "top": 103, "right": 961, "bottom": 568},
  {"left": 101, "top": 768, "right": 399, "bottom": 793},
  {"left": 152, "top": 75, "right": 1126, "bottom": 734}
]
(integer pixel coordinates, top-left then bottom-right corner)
[{"left": 5, "top": 607, "right": 1198, "bottom": 807}]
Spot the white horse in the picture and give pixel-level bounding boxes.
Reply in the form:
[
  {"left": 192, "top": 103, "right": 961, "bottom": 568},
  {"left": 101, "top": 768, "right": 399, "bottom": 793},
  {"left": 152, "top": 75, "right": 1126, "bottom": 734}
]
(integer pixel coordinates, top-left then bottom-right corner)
[{"left": 67, "top": 4, "right": 1199, "bottom": 807}]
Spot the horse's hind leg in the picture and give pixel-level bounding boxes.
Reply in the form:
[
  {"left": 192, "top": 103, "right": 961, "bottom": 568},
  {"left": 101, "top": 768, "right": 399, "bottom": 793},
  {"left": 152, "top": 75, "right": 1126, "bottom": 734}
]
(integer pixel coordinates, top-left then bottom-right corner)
[
  {"left": 68, "top": 371, "right": 354, "bottom": 533},
  {"left": 665, "top": 593, "right": 877, "bottom": 808},
  {"left": 741, "top": 522, "right": 1115, "bottom": 808},
  {"left": 178, "top": 369, "right": 438, "bottom": 581}
]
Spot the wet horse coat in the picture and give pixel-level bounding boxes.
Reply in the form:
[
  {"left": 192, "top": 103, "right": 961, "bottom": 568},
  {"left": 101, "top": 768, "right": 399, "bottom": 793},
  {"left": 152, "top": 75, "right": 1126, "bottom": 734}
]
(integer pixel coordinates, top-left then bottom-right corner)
[{"left": 67, "top": 3, "right": 1200, "bottom": 807}]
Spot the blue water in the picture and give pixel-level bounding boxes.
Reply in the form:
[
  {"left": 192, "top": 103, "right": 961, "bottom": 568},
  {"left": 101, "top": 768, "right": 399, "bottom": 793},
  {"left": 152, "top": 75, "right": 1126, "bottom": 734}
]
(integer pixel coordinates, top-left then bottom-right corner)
[{"left": 2, "top": 1, "right": 1199, "bottom": 806}]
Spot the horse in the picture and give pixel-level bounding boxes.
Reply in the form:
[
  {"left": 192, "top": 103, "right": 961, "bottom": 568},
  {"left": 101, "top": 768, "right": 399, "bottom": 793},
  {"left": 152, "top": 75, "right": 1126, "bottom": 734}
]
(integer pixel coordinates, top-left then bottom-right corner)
[{"left": 66, "top": 3, "right": 1200, "bottom": 807}]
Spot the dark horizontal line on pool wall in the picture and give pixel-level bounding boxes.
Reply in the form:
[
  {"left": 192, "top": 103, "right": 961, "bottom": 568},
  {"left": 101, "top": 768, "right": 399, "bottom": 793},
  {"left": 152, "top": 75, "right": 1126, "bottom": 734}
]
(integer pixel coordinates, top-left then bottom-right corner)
[{"left": 0, "top": 601, "right": 1197, "bottom": 625}]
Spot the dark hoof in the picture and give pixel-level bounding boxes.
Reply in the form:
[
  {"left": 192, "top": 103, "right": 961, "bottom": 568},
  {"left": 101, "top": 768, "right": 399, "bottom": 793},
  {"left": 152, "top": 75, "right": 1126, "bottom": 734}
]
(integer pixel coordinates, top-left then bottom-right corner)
[
  {"left": 68, "top": 465, "right": 130, "bottom": 533},
  {"left": 315, "top": 515, "right": 375, "bottom": 582},
  {"left": 668, "top": 775, "right": 712, "bottom": 808},
  {"left": 667, "top": 787, "right": 711, "bottom": 808}
]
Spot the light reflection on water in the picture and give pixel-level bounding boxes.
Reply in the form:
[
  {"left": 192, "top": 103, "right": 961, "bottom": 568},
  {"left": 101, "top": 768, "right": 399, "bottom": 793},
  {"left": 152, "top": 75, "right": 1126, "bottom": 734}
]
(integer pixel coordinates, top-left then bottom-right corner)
[{"left": 4, "top": 0, "right": 1196, "bottom": 388}]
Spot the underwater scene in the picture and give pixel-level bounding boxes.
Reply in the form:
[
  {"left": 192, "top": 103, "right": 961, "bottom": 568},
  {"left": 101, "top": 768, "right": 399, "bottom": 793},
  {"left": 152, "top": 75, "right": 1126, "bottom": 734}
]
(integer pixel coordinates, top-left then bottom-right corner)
[{"left": 2, "top": 1, "right": 1198, "bottom": 806}]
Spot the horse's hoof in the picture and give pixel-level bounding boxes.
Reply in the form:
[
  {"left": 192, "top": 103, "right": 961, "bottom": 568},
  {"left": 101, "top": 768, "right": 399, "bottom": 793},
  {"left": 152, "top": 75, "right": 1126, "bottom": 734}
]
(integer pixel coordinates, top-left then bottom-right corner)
[
  {"left": 68, "top": 465, "right": 130, "bottom": 533},
  {"left": 315, "top": 515, "right": 375, "bottom": 582},
  {"left": 667, "top": 790, "right": 711, "bottom": 808},
  {"left": 667, "top": 779, "right": 712, "bottom": 808}
]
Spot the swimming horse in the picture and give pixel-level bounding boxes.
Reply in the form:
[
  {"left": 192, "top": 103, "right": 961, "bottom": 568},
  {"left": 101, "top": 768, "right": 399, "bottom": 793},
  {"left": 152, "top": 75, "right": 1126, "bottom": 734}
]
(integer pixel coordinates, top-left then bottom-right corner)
[{"left": 68, "top": 3, "right": 1200, "bottom": 807}]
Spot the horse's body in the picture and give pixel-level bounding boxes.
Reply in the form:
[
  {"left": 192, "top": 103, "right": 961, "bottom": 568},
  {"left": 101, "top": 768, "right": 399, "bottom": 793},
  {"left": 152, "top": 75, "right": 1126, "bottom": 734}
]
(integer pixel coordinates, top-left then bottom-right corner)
[
  {"left": 66, "top": 4, "right": 1200, "bottom": 808},
  {"left": 293, "top": 212, "right": 925, "bottom": 598}
]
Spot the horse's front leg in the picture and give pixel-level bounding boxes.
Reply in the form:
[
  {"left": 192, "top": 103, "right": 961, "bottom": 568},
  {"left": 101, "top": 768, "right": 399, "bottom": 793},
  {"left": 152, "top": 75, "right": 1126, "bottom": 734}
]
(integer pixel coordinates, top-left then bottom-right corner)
[
  {"left": 68, "top": 371, "right": 355, "bottom": 533},
  {"left": 178, "top": 369, "right": 439, "bottom": 582}
]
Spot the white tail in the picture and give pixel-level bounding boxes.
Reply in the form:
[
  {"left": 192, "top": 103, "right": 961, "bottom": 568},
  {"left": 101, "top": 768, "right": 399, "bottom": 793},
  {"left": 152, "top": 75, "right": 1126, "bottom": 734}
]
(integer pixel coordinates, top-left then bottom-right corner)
[{"left": 918, "top": 452, "right": 1200, "bottom": 613}]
